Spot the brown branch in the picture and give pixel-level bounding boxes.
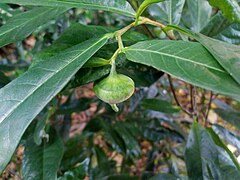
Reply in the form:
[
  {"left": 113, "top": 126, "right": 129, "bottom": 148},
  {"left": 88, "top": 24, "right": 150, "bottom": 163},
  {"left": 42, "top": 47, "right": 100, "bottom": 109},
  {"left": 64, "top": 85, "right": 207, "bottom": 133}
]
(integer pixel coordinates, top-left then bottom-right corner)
[
  {"left": 167, "top": 74, "right": 192, "bottom": 116},
  {"left": 190, "top": 85, "right": 198, "bottom": 120},
  {"left": 204, "top": 91, "right": 213, "bottom": 126}
]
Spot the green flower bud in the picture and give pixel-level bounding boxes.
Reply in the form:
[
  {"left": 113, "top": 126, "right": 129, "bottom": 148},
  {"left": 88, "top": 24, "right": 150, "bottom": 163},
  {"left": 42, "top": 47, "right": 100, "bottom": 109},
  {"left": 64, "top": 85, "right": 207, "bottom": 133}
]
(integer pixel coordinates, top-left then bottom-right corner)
[{"left": 93, "top": 73, "right": 135, "bottom": 112}]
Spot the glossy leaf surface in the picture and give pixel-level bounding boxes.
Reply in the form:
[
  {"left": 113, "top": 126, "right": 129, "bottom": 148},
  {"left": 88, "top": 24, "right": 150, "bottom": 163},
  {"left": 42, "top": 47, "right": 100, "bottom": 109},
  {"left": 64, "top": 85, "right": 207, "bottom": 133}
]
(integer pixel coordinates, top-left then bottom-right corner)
[
  {"left": 1, "top": 0, "right": 135, "bottom": 17},
  {"left": 0, "top": 7, "right": 67, "bottom": 48},
  {"left": 193, "top": 32, "right": 240, "bottom": 84},
  {"left": 124, "top": 40, "right": 240, "bottom": 100},
  {"left": 185, "top": 122, "right": 240, "bottom": 179},
  {"left": 149, "top": 0, "right": 185, "bottom": 25},
  {"left": 208, "top": 0, "right": 240, "bottom": 22},
  {"left": 23, "top": 128, "right": 64, "bottom": 180},
  {"left": 186, "top": 0, "right": 212, "bottom": 32},
  {"left": 0, "top": 35, "right": 110, "bottom": 173}
]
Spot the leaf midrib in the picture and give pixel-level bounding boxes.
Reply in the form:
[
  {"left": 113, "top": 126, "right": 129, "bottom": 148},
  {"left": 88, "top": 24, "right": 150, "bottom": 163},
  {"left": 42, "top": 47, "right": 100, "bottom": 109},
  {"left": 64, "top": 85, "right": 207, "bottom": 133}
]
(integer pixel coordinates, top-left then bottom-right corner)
[
  {"left": 0, "top": 36, "right": 106, "bottom": 124},
  {"left": 5, "top": 0, "right": 136, "bottom": 16},
  {"left": 126, "top": 48, "right": 226, "bottom": 73},
  {"left": 0, "top": 8, "right": 60, "bottom": 37}
]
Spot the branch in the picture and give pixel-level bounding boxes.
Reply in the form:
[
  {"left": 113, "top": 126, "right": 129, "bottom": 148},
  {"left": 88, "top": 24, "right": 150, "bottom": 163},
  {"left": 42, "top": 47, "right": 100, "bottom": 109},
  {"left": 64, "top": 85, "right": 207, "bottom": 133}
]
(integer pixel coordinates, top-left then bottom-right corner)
[{"left": 167, "top": 74, "right": 192, "bottom": 116}]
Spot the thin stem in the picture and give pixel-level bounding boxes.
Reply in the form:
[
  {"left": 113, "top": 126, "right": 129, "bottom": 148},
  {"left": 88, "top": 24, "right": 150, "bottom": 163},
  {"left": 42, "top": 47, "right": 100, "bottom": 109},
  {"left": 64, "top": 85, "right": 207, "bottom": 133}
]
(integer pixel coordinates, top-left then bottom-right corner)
[
  {"left": 141, "top": 24, "right": 155, "bottom": 38},
  {"left": 167, "top": 74, "right": 192, "bottom": 116},
  {"left": 144, "top": 18, "right": 176, "bottom": 40},
  {"left": 204, "top": 91, "right": 213, "bottom": 126},
  {"left": 109, "top": 48, "right": 121, "bottom": 75},
  {"left": 190, "top": 85, "right": 198, "bottom": 120}
]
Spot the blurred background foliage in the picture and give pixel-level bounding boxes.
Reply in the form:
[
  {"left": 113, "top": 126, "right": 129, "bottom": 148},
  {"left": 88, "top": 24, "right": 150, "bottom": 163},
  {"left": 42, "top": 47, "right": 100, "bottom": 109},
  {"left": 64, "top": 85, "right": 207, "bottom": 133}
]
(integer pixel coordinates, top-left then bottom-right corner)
[{"left": 0, "top": 1, "right": 240, "bottom": 179}]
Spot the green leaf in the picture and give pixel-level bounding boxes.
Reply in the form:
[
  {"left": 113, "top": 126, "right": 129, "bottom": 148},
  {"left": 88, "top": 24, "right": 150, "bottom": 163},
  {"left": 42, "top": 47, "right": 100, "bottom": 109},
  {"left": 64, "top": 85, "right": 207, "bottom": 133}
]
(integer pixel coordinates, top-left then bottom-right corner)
[
  {"left": 31, "top": 23, "right": 147, "bottom": 67},
  {"left": 22, "top": 127, "right": 64, "bottom": 180},
  {"left": 192, "top": 32, "right": 240, "bottom": 84},
  {"left": 165, "top": 25, "right": 240, "bottom": 85},
  {"left": 200, "top": 12, "right": 233, "bottom": 37},
  {"left": 124, "top": 40, "right": 240, "bottom": 101},
  {"left": 61, "top": 134, "right": 93, "bottom": 170},
  {"left": 1, "top": 0, "right": 135, "bottom": 17},
  {"left": 208, "top": 0, "right": 240, "bottom": 22},
  {"left": 185, "top": 122, "right": 240, "bottom": 179},
  {"left": 212, "top": 124, "right": 240, "bottom": 150},
  {"left": 207, "top": 127, "right": 240, "bottom": 170},
  {"left": 0, "top": 71, "right": 10, "bottom": 88},
  {"left": 0, "top": 7, "right": 67, "bottom": 48},
  {"left": 58, "top": 158, "right": 90, "bottom": 180},
  {"left": 100, "top": 119, "right": 126, "bottom": 154},
  {"left": 214, "top": 108, "right": 240, "bottom": 130},
  {"left": 214, "top": 23, "right": 240, "bottom": 44},
  {"left": 149, "top": 0, "right": 185, "bottom": 25},
  {"left": 186, "top": 0, "right": 212, "bottom": 32},
  {"left": 135, "top": 0, "right": 164, "bottom": 25},
  {"left": 34, "top": 113, "right": 49, "bottom": 145},
  {"left": 141, "top": 99, "right": 179, "bottom": 114},
  {"left": 0, "top": 35, "right": 110, "bottom": 173},
  {"left": 114, "top": 122, "right": 141, "bottom": 158}
]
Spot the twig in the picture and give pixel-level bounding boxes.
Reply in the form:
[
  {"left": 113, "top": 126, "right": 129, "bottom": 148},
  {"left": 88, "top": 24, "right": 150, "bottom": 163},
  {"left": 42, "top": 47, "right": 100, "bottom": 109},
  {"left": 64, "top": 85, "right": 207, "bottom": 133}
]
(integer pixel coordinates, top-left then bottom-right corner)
[
  {"left": 141, "top": 24, "right": 155, "bottom": 38},
  {"left": 204, "top": 91, "right": 213, "bottom": 126},
  {"left": 190, "top": 85, "right": 198, "bottom": 120},
  {"left": 144, "top": 18, "right": 176, "bottom": 40},
  {"left": 167, "top": 74, "right": 192, "bottom": 116}
]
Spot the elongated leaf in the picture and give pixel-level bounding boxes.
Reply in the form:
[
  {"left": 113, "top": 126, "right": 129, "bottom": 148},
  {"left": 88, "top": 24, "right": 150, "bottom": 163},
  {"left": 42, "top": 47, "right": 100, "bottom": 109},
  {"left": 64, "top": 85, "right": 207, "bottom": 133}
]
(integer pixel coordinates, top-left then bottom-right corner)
[
  {"left": 0, "top": 7, "right": 67, "bottom": 48},
  {"left": 23, "top": 128, "right": 64, "bottom": 180},
  {"left": 214, "top": 23, "right": 240, "bottom": 44},
  {"left": 185, "top": 122, "right": 240, "bottom": 179},
  {"left": 214, "top": 108, "right": 240, "bottom": 130},
  {"left": 124, "top": 40, "right": 240, "bottom": 101},
  {"left": 149, "top": 0, "right": 185, "bottom": 25},
  {"left": 1, "top": 0, "right": 135, "bottom": 17},
  {"left": 208, "top": 0, "right": 240, "bottom": 22},
  {"left": 135, "top": 0, "right": 164, "bottom": 24},
  {"left": 192, "top": 32, "right": 240, "bottom": 84},
  {"left": 32, "top": 23, "right": 147, "bottom": 67},
  {"left": 186, "top": 0, "right": 212, "bottom": 32},
  {"left": 114, "top": 122, "right": 141, "bottom": 158},
  {"left": 58, "top": 158, "right": 90, "bottom": 180},
  {"left": 200, "top": 12, "right": 233, "bottom": 37},
  {"left": 207, "top": 127, "right": 240, "bottom": 170},
  {"left": 0, "top": 35, "right": 111, "bottom": 173},
  {"left": 212, "top": 124, "right": 240, "bottom": 150},
  {"left": 166, "top": 25, "right": 240, "bottom": 85},
  {"left": 141, "top": 99, "right": 179, "bottom": 113}
]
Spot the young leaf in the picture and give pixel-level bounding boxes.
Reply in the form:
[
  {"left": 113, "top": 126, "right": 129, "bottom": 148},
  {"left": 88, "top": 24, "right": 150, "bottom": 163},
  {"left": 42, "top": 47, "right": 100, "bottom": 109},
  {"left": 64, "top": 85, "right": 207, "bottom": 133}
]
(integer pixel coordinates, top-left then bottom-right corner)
[
  {"left": 0, "top": 7, "right": 67, "bottom": 48},
  {"left": 208, "top": 0, "right": 240, "bottom": 23},
  {"left": 1, "top": 0, "right": 136, "bottom": 17},
  {"left": 149, "top": 0, "right": 185, "bottom": 25},
  {"left": 0, "top": 35, "right": 111, "bottom": 173},
  {"left": 186, "top": 0, "right": 212, "bottom": 32},
  {"left": 185, "top": 122, "right": 240, "bottom": 179},
  {"left": 23, "top": 128, "right": 64, "bottom": 180},
  {"left": 135, "top": 0, "right": 164, "bottom": 25},
  {"left": 124, "top": 40, "right": 240, "bottom": 101}
]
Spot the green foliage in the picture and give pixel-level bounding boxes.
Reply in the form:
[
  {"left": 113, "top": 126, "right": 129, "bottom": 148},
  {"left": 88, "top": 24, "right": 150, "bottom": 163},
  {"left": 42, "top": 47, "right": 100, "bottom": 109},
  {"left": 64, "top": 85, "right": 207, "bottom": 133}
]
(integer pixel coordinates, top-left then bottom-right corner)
[
  {"left": 124, "top": 40, "right": 240, "bottom": 100},
  {"left": 0, "top": 0, "right": 240, "bottom": 179},
  {"left": 208, "top": 0, "right": 240, "bottom": 22}
]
